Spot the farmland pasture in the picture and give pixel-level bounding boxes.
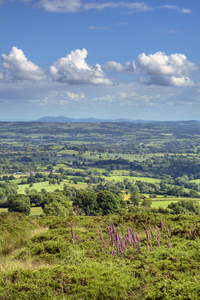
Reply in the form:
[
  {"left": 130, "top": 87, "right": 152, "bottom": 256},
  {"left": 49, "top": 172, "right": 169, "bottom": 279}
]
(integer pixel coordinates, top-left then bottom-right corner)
[
  {"left": 104, "top": 175, "right": 161, "bottom": 183},
  {"left": 17, "top": 180, "right": 87, "bottom": 194}
]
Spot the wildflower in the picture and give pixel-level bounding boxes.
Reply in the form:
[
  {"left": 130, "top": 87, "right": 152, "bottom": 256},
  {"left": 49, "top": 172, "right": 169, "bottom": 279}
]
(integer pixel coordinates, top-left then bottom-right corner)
[
  {"left": 136, "top": 234, "right": 141, "bottom": 243},
  {"left": 131, "top": 230, "right": 136, "bottom": 244},
  {"left": 145, "top": 229, "right": 150, "bottom": 242}
]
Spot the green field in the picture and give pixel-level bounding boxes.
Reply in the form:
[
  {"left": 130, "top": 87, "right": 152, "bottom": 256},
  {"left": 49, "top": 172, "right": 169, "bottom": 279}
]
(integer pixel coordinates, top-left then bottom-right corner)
[
  {"left": 105, "top": 175, "right": 161, "bottom": 183},
  {"left": 0, "top": 206, "right": 43, "bottom": 216},
  {"left": 17, "top": 180, "right": 88, "bottom": 194},
  {"left": 191, "top": 179, "right": 200, "bottom": 184},
  {"left": 151, "top": 200, "right": 178, "bottom": 208}
]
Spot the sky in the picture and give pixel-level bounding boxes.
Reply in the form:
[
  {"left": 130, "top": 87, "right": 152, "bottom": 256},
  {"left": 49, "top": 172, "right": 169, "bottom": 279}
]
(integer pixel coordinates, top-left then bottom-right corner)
[{"left": 0, "top": 0, "right": 200, "bottom": 121}]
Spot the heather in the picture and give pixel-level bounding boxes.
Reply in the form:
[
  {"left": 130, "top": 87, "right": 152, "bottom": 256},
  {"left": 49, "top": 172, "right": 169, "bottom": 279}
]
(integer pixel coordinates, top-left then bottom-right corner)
[{"left": 0, "top": 212, "right": 200, "bottom": 299}]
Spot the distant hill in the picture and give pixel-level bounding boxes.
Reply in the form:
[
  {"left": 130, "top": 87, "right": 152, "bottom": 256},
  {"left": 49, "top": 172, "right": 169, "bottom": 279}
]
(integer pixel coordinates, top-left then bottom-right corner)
[{"left": 35, "top": 116, "right": 149, "bottom": 123}]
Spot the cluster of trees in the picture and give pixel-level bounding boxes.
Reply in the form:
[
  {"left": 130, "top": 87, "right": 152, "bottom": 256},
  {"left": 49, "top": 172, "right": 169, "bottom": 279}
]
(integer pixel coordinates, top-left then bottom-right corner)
[
  {"left": 0, "top": 182, "right": 18, "bottom": 207},
  {"left": 7, "top": 188, "right": 127, "bottom": 217},
  {"left": 73, "top": 189, "right": 126, "bottom": 216}
]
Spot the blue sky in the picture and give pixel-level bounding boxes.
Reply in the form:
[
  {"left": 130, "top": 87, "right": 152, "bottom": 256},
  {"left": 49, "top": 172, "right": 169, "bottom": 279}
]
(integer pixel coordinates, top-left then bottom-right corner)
[{"left": 0, "top": 0, "right": 199, "bottom": 121}]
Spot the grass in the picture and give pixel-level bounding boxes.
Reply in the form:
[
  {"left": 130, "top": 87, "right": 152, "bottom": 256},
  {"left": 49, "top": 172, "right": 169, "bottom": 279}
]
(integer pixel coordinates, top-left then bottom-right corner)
[
  {"left": 190, "top": 179, "right": 200, "bottom": 184},
  {"left": 0, "top": 206, "right": 43, "bottom": 216},
  {"left": 105, "top": 175, "right": 161, "bottom": 183},
  {"left": 17, "top": 180, "right": 87, "bottom": 194},
  {"left": 151, "top": 200, "right": 178, "bottom": 208}
]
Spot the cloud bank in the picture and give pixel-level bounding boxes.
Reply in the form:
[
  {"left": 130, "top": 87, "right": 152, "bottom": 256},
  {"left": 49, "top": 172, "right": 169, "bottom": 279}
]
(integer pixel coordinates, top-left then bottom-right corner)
[
  {"left": 1, "top": 48, "right": 198, "bottom": 87},
  {"left": 1, "top": 47, "right": 111, "bottom": 85}
]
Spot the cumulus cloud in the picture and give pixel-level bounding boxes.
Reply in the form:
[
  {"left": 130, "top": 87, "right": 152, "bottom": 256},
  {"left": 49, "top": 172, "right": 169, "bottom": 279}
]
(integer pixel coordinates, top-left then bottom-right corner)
[
  {"left": 38, "top": 0, "right": 153, "bottom": 13},
  {"left": 65, "top": 91, "right": 85, "bottom": 100},
  {"left": 137, "top": 52, "right": 197, "bottom": 86},
  {"left": 2, "top": 47, "right": 46, "bottom": 81},
  {"left": 104, "top": 61, "right": 136, "bottom": 73},
  {"left": 92, "top": 90, "right": 162, "bottom": 107},
  {"left": 50, "top": 48, "right": 111, "bottom": 85}
]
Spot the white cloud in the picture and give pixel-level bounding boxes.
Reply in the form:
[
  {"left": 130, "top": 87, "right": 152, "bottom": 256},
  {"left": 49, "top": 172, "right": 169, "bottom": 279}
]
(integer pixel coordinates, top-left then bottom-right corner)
[
  {"left": 104, "top": 61, "right": 136, "bottom": 72},
  {"left": 181, "top": 8, "right": 192, "bottom": 14},
  {"left": 137, "top": 52, "right": 197, "bottom": 86},
  {"left": 160, "top": 5, "right": 192, "bottom": 13},
  {"left": 84, "top": 2, "right": 152, "bottom": 12},
  {"left": 161, "top": 5, "right": 177, "bottom": 10},
  {"left": 65, "top": 91, "right": 85, "bottom": 100},
  {"left": 28, "top": 96, "right": 49, "bottom": 106},
  {"left": 38, "top": 0, "right": 153, "bottom": 13},
  {"left": 92, "top": 89, "right": 162, "bottom": 107},
  {"left": 93, "top": 94, "right": 115, "bottom": 103},
  {"left": 2, "top": 47, "right": 46, "bottom": 81},
  {"left": 50, "top": 48, "right": 111, "bottom": 85},
  {"left": 38, "top": 0, "right": 82, "bottom": 12}
]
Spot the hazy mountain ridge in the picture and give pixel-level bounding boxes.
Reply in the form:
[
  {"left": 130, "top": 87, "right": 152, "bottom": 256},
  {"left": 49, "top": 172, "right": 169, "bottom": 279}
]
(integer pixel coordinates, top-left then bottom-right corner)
[{"left": 36, "top": 116, "right": 155, "bottom": 123}]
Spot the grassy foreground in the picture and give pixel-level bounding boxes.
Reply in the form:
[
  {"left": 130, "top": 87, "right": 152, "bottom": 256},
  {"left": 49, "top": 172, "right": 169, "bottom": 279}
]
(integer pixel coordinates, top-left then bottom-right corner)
[{"left": 0, "top": 212, "right": 200, "bottom": 299}]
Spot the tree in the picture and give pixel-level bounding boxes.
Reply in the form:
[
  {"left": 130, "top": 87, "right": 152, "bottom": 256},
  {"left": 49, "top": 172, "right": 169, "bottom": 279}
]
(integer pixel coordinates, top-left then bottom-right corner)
[
  {"left": 168, "top": 200, "right": 200, "bottom": 215},
  {"left": 41, "top": 192, "right": 71, "bottom": 216},
  {"left": 73, "top": 190, "right": 98, "bottom": 216},
  {"left": 7, "top": 194, "right": 31, "bottom": 216},
  {"left": 130, "top": 191, "right": 140, "bottom": 206},
  {"left": 140, "top": 198, "right": 152, "bottom": 207},
  {"left": 41, "top": 191, "right": 70, "bottom": 209},
  {"left": 96, "top": 190, "right": 126, "bottom": 215},
  {"left": 43, "top": 201, "right": 69, "bottom": 217},
  {"left": 29, "top": 193, "right": 42, "bottom": 206}
]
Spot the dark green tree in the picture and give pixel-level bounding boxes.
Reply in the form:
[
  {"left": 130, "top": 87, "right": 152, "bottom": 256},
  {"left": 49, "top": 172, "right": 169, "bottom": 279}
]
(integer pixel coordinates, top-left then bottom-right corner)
[
  {"left": 41, "top": 192, "right": 71, "bottom": 216},
  {"left": 29, "top": 193, "right": 42, "bottom": 206},
  {"left": 96, "top": 190, "right": 125, "bottom": 215},
  {"left": 40, "top": 191, "right": 70, "bottom": 209},
  {"left": 73, "top": 190, "right": 98, "bottom": 216},
  {"left": 7, "top": 194, "right": 31, "bottom": 216}
]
